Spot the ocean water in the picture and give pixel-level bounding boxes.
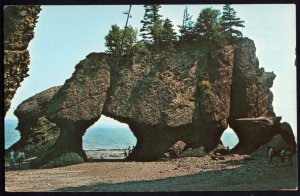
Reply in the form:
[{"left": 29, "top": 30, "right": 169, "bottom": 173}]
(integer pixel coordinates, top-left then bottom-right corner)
[
  {"left": 221, "top": 128, "right": 239, "bottom": 149},
  {"left": 82, "top": 126, "right": 137, "bottom": 150},
  {"left": 5, "top": 119, "right": 21, "bottom": 149},
  {"left": 4, "top": 119, "right": 239, "bottom": 150}
]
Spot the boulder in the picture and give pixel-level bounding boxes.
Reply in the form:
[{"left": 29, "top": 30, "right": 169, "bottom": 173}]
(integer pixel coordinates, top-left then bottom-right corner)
[
  {"left": 164, "top": 140, "right": 187, "bottom": 158},
  {"left": 209, "top": 143, "right": 228, "bottom": 155},
  {"left": 181, "top": 146, "right": 206, "bottom": 157}
]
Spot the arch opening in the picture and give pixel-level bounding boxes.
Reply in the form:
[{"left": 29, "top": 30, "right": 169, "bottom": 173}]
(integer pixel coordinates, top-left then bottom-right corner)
[
  {"left": 82, "top": 115, "right": 137, "bottom": 160},
  {"left": 220, "top": 127, "right": 239, "bottom": 151}
]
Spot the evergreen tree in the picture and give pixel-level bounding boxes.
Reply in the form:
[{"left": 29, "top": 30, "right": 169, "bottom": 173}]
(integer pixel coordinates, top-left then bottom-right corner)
[
  {"left": 178, "top": 7, "right": 196, "bottom": 41},
  {"left": 221, "top": 4, "right": 245, "bottom": 39},
  {"left": 105, "top": 24, "right": 136, "bottom": 56},
  {"left": 150, "top": 20, "right": 164, "bottom": 48},
  {"left": 161, "top": 18, "right": 177, "bottom": 51},
  {"left": 140, "top": 4, "right": 162, "bottom": 44},
  {"left": 105, "top": 25, "right": 122, "bottom": 55},
  {"left": 162, "top": 18, "right": 177, "bottom": 43},
  {"left": 121, "top": 26, "right": 137, "bottom": 54},
  {"left": 195, "top": 8, "right": 225, "bottom": 45}
]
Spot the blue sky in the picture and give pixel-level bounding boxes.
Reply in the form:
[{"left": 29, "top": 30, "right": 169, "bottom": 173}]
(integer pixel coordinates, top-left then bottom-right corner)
[{"left": 5, "top": 4, "right": 296, "bottom": 136}]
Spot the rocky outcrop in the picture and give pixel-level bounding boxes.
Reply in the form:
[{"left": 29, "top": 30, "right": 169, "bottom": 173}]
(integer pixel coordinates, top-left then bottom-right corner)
[
  {"left": 31, "top": 53, "right": 111, "bottom": 168},
  {"left": 4, "top": 5, "right": 41, "bottom": 116},
  {"left": 230, "top": 117, "right": 281, "bottom": 154},
  {"left": 252, "top": 134, "right": 293, "bottom": 157},
  {"left": 29, "top": 41, "right": 235, "bottom": 168},
  {"left": 230, "top": 117, "right": 296, "bottom": 154},
  {"left": 277, "top": 122, "right": 296, "bottom": 152},
  {"left": 229, "top": 38, "right": 276, "bottom": 120},
  {"left": 227, "top": 39, "right": 296, "bottom": 154},
  {"left": 11, "top": 38, "right": 295, "bottom": 168},
  {"left": 7, "top": 86, "right": 61, "bottom": 158}
]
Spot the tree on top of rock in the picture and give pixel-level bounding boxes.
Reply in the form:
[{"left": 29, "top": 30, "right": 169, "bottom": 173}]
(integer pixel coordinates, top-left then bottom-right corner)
[
  {"left": 140, "top": 4, "right": 163, "bottom": 44},
  {"left": 161, "top": 18, "right": 177, "bottom": 50},
  {"left": 195, "top": 8, "right": 225, "bottom": 46},
  {"left": 149, "top": 20, "right": 164, "bottom": 48},
  {"left": 178, "top": 6, "right": 196, "bottom": 41},
  {"left": 221, "top": 4, "right": 245, "bottom": 40},
  {"left": 148, "top": 18, "right": 177, "bottom": 53},
  {"left": 105, "top": 24, "right": 136, "bottom": 56}
]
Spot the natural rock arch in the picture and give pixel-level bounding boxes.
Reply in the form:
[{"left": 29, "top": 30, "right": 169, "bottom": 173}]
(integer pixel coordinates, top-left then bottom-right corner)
[
  {"left": 10, "top": 38, "right": 296, "bottom": 169},
  {"left": 31, "top": 41, "right": 235, "bottom": 168},
  {"left": 4, "top": 6, "right": 296, "bottom": 169}
]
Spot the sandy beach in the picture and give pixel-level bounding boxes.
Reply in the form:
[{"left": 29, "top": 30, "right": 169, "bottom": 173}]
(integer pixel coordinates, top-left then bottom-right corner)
[{"left": 4, "top": 149, "right": 298, "bottom": 192}]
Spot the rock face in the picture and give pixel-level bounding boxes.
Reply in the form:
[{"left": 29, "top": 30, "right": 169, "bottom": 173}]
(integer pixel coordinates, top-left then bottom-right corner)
[
  {"left": 229, "top": 39, "right": 276, "bottom": 120},
  {"left": 230, "top": 117, "right": 296, "bottom": 154},
  {"left": 226, "top": 39, "right": 296, "bottom": 153},
  {"left": 29, "top": 41, "right": 236, "bottom": 168},
  {"left": 230, "top": 117, "right": 281, "bottom": 154},
  {"left": 277, "top": 122, "right": 297, "bottom": 152},
  {"left": 3, "top": 5, "right": 41, "bottom": 116},
  {"left": 7, "top": 86, "right": 61, "bottom": 158},
  {"left": 12, "top": 38, "right": 295, "bottom": 168},
  {"left": 31, "top": 53, "right": 111, "bottom": 168}
]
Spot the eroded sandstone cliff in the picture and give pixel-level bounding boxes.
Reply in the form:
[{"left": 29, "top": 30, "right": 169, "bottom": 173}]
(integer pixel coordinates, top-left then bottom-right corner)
[
  {"left": 7, "top": 86, "right": 61, "bottom": 157},
  {"left": 10, "top": 38, "right": 296, "bottom": 169},
  {"left": 4, "top": 5, "right": 41, "bottom": 116}
]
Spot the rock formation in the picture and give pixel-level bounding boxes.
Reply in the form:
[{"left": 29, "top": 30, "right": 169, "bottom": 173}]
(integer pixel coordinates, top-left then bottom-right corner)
[
  {"left": 229, "top": 39, "right": 276, "bottom": 120},
  {"left": 230, "top": 116, "right": 281, "bottom": 154},
  {"left": 11, "top": 37, "right": 296, "bottom": 168},
  {"left": 31, "top": 53, "right": 111, "bottom": 168},
  {"left": 3, "top": 5, "right": 41, "bottom": 116},
  {"left": 7, "top": 86, "right": 61, "bottom": 158}
]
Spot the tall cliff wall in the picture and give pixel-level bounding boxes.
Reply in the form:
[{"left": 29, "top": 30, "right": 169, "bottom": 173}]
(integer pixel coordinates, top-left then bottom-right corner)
[{"left": 3, "top": 5, "right": 41, "bottom": 116}]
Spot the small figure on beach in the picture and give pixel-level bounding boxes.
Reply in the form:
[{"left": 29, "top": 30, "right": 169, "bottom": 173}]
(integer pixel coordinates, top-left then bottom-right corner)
[
  {"left": 280, "top": 148, "right": 285, "bottom": 163},
  {"left": 127, "top": 146, "right": 132, "bottom": 155},
  {"left": 226, "top": 146, "right": 230, "bottom": 153},
  {"left": 124, "top": 148, "right": 128, "bottom": 157},
  {"left": 286, "top": 145, "right": 293, "bottom": 166},
  {"left": 16, "top": 151, "right": 25, "bottom": 169},
  {"left": 268, "top": 146, "right": 273, "bottom": 164},
  {"left": 8, "top": 150, "right": 16, "bottom": 169}
]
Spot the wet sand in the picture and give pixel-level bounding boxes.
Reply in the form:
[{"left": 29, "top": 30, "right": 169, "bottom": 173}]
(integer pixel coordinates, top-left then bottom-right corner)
[{"left": 4, "top": 150, "right": 298, "bottom": 192}]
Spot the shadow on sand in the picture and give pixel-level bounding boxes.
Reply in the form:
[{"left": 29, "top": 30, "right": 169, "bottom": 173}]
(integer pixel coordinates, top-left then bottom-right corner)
[{"left": 54, "top": 157, "right": 297, "bottom": 192}]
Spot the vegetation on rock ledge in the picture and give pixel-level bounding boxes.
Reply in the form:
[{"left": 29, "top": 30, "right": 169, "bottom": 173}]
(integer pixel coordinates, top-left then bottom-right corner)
[{"left": 105, "top": 4, "right": 245, "bottom": 60}]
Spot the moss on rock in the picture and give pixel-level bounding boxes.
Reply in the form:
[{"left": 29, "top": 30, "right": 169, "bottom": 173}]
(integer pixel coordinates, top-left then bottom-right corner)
[{"left": 40, "top": 153, "right": 84, "bottom": 169}]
